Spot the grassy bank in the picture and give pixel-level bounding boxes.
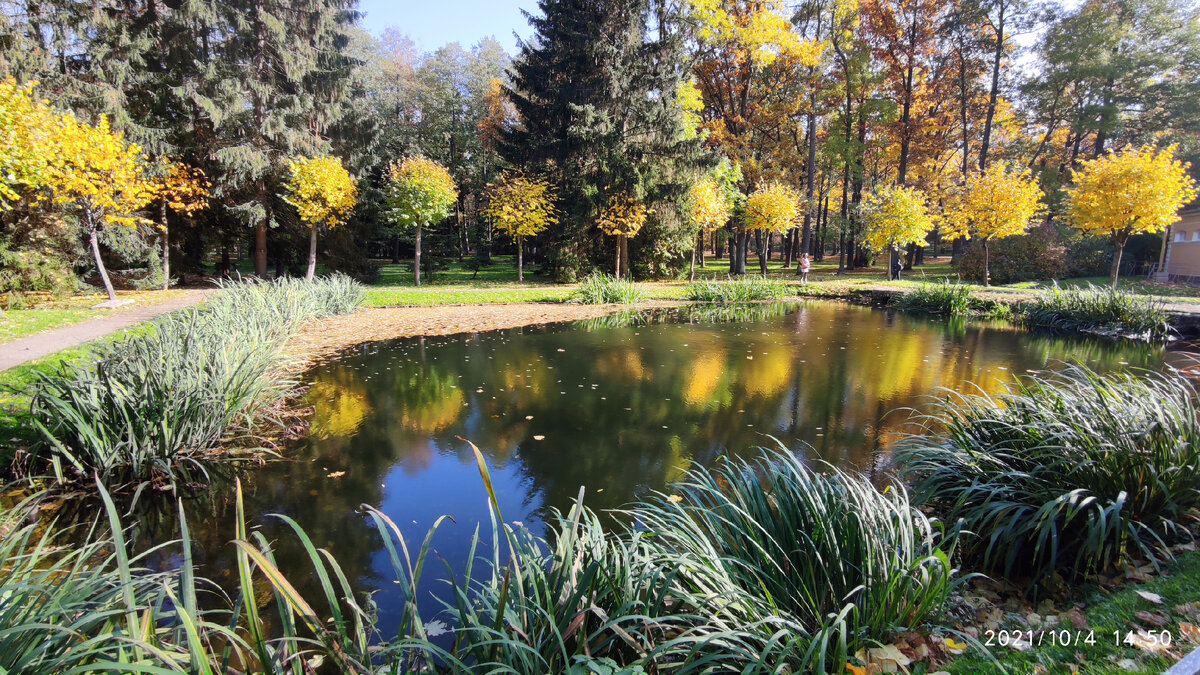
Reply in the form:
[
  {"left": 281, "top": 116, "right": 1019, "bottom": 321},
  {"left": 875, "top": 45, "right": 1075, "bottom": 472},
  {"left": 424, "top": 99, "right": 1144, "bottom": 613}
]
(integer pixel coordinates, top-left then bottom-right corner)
[{"left": 9, "top": 276, "right": 364, "bottom": 491}]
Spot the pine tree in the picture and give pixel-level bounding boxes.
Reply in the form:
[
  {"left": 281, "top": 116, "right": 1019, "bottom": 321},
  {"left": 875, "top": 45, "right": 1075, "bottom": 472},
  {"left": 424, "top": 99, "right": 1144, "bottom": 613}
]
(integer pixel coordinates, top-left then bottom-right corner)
[{"left": 502, "top": 0, "right": 706, "bottom": 280}]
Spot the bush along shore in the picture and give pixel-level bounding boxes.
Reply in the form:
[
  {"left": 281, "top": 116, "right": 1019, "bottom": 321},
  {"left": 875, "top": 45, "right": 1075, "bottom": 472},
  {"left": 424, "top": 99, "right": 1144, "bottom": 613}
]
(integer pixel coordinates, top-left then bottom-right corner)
[
  {"left": 883, "top": 281, "right": 1173, "bottom": 341},
  {"left": 15, "top": 274, "right": 364, "bottom": 492},
  {"left": 4, "top": 363, "right": 1200, "bottom": 673}
]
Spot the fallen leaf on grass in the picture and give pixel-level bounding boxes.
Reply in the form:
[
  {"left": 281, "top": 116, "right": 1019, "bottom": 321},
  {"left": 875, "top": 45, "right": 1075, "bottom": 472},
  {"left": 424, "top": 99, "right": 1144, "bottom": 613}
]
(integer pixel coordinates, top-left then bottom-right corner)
[
  {"left": 845, "top": 664, "right": 866, "bottom": 675},
  {"left": 1180, "top": 622, "right": 1200, "bottom": 644},
  {"left": 1115, "top": 658, "right": 1140, "bottom": 671},
  {"left": 1063, "top": 608, "right": 1089, "bottom": 630},
  {"left": 944, "top": 637, "right": 968, "bottom": 654},
  {"left": 1125, "top": 630, "right": 1172, "bottom": 655},
  {"left": 1136, "top": 591, "right": 1164, "bottom": 605},
  {"left": 1134, "top": 611, "right": 1169, "bottom": 627}
]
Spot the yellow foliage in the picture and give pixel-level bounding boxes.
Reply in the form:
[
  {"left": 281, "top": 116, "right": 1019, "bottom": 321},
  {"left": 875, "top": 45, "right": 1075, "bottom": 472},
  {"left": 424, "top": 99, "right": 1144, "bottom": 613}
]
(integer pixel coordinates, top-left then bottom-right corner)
[
  {"left": 1068, "top": 145, "right": 1197, "bottom": 242},
  {"left": 383, "top": 156, "right": 457, "bottom": 229},
  {"left": 687, "top": 177, "right": 732, "bottom": 232},
  {"left": 284, "top": 156, "right": 358, "bottom": 230},
  {"left": 307, "top": 377, "right": 371, "bottom": 440},
  {"left": 50, "top": 114, "right": 156, "bottom": 230},
  {"left": 943, "top": 163, "right": 1043, "bottom": 243},
  {"left": 484, "top": 171, "right": 559, "bottom": 239},
  {"left": 598, "top": 194, "right": 650, "bottom": 237},
  {"left": 677, "top": 77, "right": 705, "bottom": 140},
  {"left": 682, "top": 348, "right": 728, "bottom": 406},
  {"left": 0, "top": 78, "right": 61, "bottom": 206},
  {"left": 155, "top": 161, "right": 209, "bottom": 222},
  {"left": 863, "top": 185, "right": 937, "bottom": 252},
  {"left": 688, "top": 0, "right": 822, "bottom": 68},
  {"left": 744, "top": 181, "right": 800, "bottom": 233}
]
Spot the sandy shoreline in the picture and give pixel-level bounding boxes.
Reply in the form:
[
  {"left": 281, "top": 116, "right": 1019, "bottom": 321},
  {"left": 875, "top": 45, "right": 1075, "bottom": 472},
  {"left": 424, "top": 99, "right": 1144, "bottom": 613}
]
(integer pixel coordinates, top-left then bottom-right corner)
[{"left": 282, "top": 300, "right": 687, "bottom": 371}]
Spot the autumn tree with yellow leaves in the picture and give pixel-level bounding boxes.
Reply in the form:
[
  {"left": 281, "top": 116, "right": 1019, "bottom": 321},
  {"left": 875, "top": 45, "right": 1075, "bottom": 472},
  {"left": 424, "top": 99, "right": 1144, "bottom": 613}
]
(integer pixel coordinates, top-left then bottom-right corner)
[
  {"left": 598, "top": 194, "right": 650, "bottom": 279},
  {"left": 686, "top": 178, "right": 733, "bottom": 281},
  {"left": 283, "top": 156, "right": 358, "bottom": 281},
  {"left": 943, "top": 164, "right": 1043, "bottom": 286},
  {"left": 383, "top": 157, "right": 457, "bottom": 287},
  {"left": 863, "top": 186, "right": 938, "bottom": 279},
  {"left": 484, "top": 172, "right": 558, "bottom": 283},
  {"left": 744, "top": 182, "right": 801, "bottom": 275},
  {"left": 0, "top": 79, "right": 61, "bottom": 207},
  {"left": 50, "top": 115, "right": 156, "bottom": 303},
  {"left": 152, "top": 162, "right": 209, "bottom": 289},
  {"left": 1068, "top": 145, "right": 1197, "bottom": 289}
]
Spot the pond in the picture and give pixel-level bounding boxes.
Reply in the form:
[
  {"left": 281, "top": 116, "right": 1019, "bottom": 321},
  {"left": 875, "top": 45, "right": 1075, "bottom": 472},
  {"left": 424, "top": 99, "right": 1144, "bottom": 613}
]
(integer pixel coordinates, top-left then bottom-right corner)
[{"left": 148, "top": 302, "right": 1183, "bottom": 637}]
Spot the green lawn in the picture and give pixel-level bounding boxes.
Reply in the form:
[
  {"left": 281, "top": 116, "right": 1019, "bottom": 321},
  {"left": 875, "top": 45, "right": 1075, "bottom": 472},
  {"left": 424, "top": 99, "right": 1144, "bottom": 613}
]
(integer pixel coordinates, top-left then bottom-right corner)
[
  {"left": 0, "top": 289, "right": 189, "bottom": 344},
  {"left": 946, "top": 551, "right": 1200, "bottom": 674}
]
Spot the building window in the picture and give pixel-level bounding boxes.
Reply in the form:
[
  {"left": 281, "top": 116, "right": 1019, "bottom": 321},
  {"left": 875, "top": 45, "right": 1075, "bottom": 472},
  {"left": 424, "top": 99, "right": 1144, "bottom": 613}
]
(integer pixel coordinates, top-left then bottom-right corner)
[
  {"left": 1177, "top": 232, "right": 1187, "bottom": 242},
  {"left": 1193, "top": 231, "right": 1200, "bottom": 242}
]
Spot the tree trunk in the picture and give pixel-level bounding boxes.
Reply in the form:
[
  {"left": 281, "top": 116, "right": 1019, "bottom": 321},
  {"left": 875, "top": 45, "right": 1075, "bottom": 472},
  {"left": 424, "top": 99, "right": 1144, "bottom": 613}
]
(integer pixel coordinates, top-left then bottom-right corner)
[
  {"left": 1110, "top": 234, "right": 1127, "bottom": 290},
  {"left": 414, "top": 223, "right": 422, "bottom": 287},
  {"left": 979, "top": 1, "right": 1005, "bottom": 172},
  {"left": 689, "top": 235, "right": 697, "bottom": 282},
  {"left": 517, "top": 234, "right": 524, "bottom": 283},
  {"left": 254, "top": 221, "right": 267, "bottom": 277},
  {"left": 802, "top": 106, "right": 817, "bottom": 258},
  {"left": 88, "top": 221, "right": 117, "bottom": 302},
  {"left": 391, "top": 233, "right": 401, "bottom": 264},
  {"left": 983, "top": 238, "right": 991, "bottom": 287},
  {"left": 160, "top": 201, "right": 170, "bottom": 290},
  {"left": 698, "top": 231, "right": 706, "bottom": 268},
  {"left": 618, "top": 234, "right": 630, "bottom": 279},
  {"left": 306, "top": 226, "right": 317, "bottom": 281},
  {"left": 757, "top": 230, "right": 767, "bottom": 276},
  {"left": 614, "top": 235, "right": 622, "bottom": 277}
]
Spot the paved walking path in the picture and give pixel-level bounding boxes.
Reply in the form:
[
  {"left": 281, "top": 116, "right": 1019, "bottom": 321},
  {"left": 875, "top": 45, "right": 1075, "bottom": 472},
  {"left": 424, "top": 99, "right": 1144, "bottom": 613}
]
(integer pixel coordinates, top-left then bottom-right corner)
[{"left": 0, "top": 289, "right": 217, "bottom": 371}]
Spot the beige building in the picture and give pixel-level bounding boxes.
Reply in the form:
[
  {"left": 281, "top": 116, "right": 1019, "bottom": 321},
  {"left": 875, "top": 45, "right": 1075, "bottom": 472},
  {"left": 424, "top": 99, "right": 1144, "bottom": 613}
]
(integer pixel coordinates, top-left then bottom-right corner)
[{"left": 1157, "top": 204, "right": 1200, "bottom": 284}]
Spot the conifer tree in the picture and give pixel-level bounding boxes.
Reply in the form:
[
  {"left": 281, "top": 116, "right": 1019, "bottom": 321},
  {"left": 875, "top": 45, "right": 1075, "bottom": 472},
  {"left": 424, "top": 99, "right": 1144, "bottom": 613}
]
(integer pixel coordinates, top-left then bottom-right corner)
[{"left": 503, "top": 0, "right": 706, "bottom": 280}]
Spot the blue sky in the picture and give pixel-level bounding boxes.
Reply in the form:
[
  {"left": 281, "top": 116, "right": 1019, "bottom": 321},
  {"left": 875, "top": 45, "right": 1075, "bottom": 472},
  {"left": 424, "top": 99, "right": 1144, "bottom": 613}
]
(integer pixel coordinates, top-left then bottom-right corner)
[{"left": 357, "top": 0, "right": 536, "bottom": 55}]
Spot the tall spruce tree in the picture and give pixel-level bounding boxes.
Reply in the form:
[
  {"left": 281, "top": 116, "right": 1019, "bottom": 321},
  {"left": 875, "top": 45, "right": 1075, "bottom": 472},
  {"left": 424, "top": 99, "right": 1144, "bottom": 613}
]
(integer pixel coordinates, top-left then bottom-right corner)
[{"left": 502, "top": 0, "right": 707, "bottom": 279}]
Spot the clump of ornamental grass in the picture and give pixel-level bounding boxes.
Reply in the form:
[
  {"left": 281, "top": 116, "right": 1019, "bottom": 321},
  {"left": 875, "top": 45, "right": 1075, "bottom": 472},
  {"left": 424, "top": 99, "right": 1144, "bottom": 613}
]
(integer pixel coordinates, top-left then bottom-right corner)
[
  {"left": 686, "top": 275, "right": 788, "bottom": 303},
  {"left": 572, "top": 273, "right": 643, "bottom": 304},
  {"left": 894, "top": 364, "right": 1200, "bottom": 584},
  {"left": 24, "top": 274, "right": 364, "bottom": 491},
  {"left": 893, "top": 280, "right": 978, "bottom": 317},
  {"left": 631, "top": 449, "right": 960, "bottom": 671},
  {"left": 1019, "top": 283, "right": 1172, "bottom": 340}
]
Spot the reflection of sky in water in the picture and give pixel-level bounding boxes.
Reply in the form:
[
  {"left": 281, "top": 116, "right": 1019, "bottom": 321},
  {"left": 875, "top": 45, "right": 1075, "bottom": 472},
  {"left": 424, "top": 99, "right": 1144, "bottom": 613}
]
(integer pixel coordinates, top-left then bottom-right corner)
[{"left": 142, "top": 302, "right": 1185, "bottom": 639}]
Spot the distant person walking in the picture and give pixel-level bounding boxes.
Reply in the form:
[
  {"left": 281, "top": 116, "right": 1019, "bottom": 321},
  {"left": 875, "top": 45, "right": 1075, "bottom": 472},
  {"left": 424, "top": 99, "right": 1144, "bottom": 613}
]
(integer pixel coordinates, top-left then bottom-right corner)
[
  {"left": 891, "top": 253, "right": 904, "bottom": 281},
  {"left": 799, "top": 253, "right": 811, "bottom": 284}
]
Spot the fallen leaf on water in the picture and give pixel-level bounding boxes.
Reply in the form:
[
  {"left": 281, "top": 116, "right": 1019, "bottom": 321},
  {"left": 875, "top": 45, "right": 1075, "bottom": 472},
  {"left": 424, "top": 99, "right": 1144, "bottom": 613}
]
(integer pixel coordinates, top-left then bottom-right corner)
[
  {"left": 525, "top": 415, "right": 534, "bottom": 420},
  {"left": 533, "top": 435, "right": 545, "bottom": 441},
  {"left": 327, "top": 471, "right": 345, "bottom": 479},
  {"left": 1136, "top": 591, "right": 1164, "bottom": 605}
]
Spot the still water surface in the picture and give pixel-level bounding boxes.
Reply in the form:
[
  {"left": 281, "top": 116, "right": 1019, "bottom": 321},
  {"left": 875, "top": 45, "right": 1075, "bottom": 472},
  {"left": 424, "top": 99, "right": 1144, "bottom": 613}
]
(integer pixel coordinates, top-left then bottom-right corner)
[{"left": 156, "top": 302, "right": 1178, "bottom": 635}]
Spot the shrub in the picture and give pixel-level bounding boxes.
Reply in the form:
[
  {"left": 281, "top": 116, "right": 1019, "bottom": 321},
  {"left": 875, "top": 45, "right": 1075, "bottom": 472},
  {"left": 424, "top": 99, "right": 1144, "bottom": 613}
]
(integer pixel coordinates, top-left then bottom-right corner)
[
  {"left": 895, "top": 365, "right": 1200, "bottom": 583},
  {"left": 633, "top": 449, "right": 959, "bottom": 671},
  {"left": 0, "top": 243, "right": 76, "bottom": 299},
  {"left": 894, "top": 280, "right": 977, "bottom": 316},
  {"left": 956, "top": 229, "right": 1066, "bottom": 284},
  {"left": 686, "top": 275, "right": 787, "bottom": 302},
  {"left": 1020, "top": 283, "right": 1171, "bottom": 340},
  {"left": 573, "top": 273, "right": 643, "bottom": 304},
  {"left": 25, "top": 274, "right": 364, "bottom": 490}
]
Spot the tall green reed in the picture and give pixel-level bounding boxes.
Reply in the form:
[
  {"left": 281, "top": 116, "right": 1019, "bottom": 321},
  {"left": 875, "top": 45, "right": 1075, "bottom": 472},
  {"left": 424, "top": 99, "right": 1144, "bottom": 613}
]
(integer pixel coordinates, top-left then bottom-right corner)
[
  {"left": 572, "top": 273, "right": 644, "bottom": 304},
  {"left": 895, "top": 364, "right": 1200, "bottom": 583},
  {"left": 686, "top": 275, "right": 788, "bottom": 303},
  {"left": 24, "top": 274, "right": 364, "bottom": 490},
  {"left": 1019, "top": 283, "right": 1172, "bottom": 340}
]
